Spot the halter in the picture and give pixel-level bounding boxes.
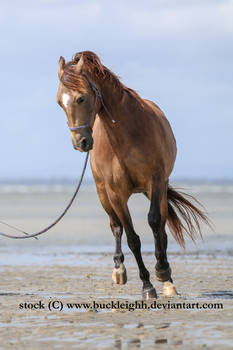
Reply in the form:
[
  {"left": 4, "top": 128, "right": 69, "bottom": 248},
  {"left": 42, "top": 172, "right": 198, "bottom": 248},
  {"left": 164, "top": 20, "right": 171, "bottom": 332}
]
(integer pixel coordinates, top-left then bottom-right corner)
[{"left": 68, "top": 72, "right": 115, "bottom": 131}]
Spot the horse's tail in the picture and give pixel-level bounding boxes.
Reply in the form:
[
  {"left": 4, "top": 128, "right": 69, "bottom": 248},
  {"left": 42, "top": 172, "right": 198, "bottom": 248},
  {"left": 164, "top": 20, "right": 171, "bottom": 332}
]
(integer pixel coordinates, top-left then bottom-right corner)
[{"left": 167, "top": 185, "right": 210, "bottom": 248}]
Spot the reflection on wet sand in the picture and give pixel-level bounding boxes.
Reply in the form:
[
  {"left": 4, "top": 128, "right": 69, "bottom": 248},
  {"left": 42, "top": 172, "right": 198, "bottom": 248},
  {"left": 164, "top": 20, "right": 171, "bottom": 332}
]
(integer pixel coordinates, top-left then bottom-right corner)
[
  {"left": 113, "top": 322, "right": 172, "bottom": 348},
  {"left": 201, "top": 291, "right": 233, "bottom": 299}
]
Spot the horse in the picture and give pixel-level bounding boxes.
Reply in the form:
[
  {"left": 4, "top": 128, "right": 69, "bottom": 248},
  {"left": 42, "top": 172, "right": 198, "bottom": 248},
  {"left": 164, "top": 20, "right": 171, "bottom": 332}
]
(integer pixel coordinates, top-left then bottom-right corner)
[{"left": 56, "top": 51, "right": 208, "bottom": 299}]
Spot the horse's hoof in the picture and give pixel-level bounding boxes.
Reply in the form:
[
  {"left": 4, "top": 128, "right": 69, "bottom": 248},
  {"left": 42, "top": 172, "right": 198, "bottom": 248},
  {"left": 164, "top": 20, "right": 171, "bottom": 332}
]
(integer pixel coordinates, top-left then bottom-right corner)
[
  {"left": 163, "top": 281, "right": 178, "bottom": 296},
  {"left": 155, "top": 266, "right": 171, "bottom": 282},
  {"left": 112, "top": 263, "right": 127, "bottom": 284},
  {"left": 142, "top": 286, "right": 157, "bottom": 300}
]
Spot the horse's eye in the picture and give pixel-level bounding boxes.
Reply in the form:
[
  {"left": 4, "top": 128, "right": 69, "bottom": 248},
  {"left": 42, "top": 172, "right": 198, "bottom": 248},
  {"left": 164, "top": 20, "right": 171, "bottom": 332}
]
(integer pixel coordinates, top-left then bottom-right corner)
[{"left": 77, "top": 96, "right": 85, "bottom": 104}]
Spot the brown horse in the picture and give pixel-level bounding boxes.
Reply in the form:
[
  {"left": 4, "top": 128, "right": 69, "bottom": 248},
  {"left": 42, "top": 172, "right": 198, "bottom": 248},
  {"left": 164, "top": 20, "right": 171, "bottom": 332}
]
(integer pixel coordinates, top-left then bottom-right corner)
[{"left": 57, "top": 51, "right": 208, "bottom": 299}]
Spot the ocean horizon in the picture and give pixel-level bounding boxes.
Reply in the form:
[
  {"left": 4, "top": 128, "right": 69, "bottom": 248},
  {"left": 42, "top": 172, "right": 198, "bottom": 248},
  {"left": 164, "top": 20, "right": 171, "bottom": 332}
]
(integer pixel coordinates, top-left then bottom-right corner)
[{"left": 0, "top": 177, "right": 232, "bottom": 195}]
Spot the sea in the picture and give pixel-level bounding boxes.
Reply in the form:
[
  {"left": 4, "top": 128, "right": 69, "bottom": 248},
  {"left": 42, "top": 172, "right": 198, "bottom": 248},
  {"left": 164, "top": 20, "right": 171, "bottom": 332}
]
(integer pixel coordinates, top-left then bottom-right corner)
[{"left": 0, "top": 178, "right": 232, "bottom": 266}]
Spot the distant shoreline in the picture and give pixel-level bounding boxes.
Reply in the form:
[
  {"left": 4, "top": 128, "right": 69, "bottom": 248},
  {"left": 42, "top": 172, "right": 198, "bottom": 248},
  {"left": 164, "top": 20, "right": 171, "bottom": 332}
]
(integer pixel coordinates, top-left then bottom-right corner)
[
  {"left": 0, "top": 181, "right": 233, "bottom": 194},
  {"left": 0, "top": 177, "right": 233, "bottom": 186}
]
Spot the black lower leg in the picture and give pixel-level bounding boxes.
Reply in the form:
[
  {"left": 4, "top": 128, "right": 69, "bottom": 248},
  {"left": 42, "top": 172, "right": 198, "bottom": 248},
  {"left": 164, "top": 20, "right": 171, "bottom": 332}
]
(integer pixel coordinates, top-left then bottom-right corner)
[
  {"left": 111, "top": 224, "right": 124, "bottom": 268},
  {"left": 155, "top": 229, "right": 172, "bottom": 282},
  {"left": 127, "top": 231, "right": 153, "bottom": 290},
  {"left": 148, "top": 190, "right": 172, "bottom": 282}
]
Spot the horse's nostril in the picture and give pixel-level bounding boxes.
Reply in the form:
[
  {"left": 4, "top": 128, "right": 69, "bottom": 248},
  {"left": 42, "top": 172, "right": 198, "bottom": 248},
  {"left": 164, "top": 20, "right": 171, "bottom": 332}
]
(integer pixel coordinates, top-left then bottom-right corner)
[{"left": 80, "top": 138, "right": 87, "bottom": 150}]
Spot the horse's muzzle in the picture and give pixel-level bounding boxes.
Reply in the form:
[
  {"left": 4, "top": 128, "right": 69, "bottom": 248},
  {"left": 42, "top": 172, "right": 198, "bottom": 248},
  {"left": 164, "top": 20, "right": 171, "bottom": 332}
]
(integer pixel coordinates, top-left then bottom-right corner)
[{"left": 73, "top": 137, "right": 93, "bottom": 152}]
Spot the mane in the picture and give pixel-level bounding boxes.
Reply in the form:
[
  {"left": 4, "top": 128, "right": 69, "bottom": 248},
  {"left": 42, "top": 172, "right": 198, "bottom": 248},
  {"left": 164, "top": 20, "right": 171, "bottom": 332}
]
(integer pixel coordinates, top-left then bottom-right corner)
[{"left": 61, "top": 51, "right": 144, "bottom": 107}]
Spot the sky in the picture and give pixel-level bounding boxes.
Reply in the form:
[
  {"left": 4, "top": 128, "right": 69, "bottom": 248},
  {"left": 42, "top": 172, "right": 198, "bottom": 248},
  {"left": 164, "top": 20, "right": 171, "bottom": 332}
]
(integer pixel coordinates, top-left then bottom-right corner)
[{"left": 0, "top": 0, "right": 232, "bottom": 181}]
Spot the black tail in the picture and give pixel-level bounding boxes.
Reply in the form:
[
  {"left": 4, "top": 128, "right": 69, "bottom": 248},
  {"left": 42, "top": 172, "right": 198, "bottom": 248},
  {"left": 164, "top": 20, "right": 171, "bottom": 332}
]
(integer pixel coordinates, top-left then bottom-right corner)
[{"left": 167, "top": 185, "right": 210, "bottom": 248}]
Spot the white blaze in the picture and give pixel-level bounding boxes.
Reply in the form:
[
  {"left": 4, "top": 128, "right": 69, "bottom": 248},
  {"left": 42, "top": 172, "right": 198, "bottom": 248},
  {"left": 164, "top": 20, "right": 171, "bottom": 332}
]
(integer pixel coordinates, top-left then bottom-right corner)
[{"left": 62, "top": 93, "right": 70, "bottom": 108}]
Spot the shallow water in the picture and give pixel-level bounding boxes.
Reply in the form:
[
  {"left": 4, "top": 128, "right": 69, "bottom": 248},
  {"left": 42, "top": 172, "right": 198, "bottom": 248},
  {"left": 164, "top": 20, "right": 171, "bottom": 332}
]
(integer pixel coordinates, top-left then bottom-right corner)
[
  {"left": 0, "top": 183, "right": 232, "bottom": 252},
  {"left": 0, "top": 233, "right": 232, "bottom": 268}
]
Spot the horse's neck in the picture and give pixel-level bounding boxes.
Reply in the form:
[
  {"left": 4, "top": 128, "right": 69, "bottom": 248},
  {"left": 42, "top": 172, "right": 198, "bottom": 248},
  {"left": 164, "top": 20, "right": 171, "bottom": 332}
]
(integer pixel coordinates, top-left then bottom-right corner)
[
  {"left": 97, "top": 82, "right": 137, "bottom": 179},
  {"left": 97, "top": 81, "right": 146, "bottom": 167},
  {"left": 98, "top": 81, "right": 139, "bottom": 128}
]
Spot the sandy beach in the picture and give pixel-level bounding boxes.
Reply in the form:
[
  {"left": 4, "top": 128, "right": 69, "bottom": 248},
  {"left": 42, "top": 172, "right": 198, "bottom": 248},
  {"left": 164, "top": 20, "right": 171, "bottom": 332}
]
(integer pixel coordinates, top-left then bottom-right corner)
[{"left": 0, "top": 183, "right": 232, "bottom": 349}]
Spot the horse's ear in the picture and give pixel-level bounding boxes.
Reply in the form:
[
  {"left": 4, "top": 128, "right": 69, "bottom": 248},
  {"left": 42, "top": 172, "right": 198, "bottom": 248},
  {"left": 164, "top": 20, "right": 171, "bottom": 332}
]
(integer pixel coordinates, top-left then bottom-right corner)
[
  {"left": 75, "top": 54, "right": 84, "bottom": 74},
  {"left": 58, "top": 56, "right": 65, "bottom": 80}
]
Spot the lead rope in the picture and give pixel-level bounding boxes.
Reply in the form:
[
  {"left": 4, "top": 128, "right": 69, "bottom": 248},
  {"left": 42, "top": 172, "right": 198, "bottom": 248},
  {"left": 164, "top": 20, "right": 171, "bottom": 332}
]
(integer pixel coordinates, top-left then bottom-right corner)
[{"left": 0, "top": 152, "right": 89, "bottom": 239}]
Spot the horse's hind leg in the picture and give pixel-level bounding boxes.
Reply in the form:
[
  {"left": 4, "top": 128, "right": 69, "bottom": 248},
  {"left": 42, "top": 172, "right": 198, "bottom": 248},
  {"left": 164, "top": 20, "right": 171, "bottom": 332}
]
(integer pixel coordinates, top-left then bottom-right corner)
[
  {"left": 96, "top": 185, "right": 127, "bottom": 284},
  {"left": 107, "top": 187, "right": 157, "bottom": 299},
  {"left": 148, "top": 178, "right": 178, "bottom": 296}
]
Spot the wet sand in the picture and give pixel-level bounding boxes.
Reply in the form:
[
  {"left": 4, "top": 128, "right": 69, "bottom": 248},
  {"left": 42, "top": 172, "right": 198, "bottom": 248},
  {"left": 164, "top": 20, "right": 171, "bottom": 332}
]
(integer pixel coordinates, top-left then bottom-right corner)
[
  {"left": 0, "top": 185, "right": 233, "bottom": 349},
  {"left": 0, "top": 252, "right": 232, "bottom": 349}
]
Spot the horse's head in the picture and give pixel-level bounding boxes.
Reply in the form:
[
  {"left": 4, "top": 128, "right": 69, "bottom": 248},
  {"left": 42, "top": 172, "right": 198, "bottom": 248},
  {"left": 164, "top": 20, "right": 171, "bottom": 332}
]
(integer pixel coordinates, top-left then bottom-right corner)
[{"left": 57, "top": 55, "right": 101, "bottom": 152}]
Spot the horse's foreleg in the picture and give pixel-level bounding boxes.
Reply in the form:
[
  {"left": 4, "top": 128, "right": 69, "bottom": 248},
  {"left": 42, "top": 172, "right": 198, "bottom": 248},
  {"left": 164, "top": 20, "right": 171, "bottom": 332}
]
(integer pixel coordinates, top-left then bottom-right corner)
[
  {"left": 107, "top": 187, "right": 157, "bottom": 299},
  {"left": 148, "top": 179, "right": 178, "bottom": 296},
  {"left": 96, "top": 184, "right": 127, "bottom": 284},
  {"left": 110, "top": 218, "right": 127, "bottom": 285}
]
